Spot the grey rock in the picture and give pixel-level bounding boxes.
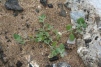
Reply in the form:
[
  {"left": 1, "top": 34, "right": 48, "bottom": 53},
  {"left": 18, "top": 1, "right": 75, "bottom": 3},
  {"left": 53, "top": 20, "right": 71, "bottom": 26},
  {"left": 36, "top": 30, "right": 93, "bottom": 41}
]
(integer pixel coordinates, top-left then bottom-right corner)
[
  {"left": 35, "top": 9, "right": 39, "bottom": 13},
  {"left": 70, "top": 10, "right": 85, "bottom": 22},
  {"left": 64, "top": 2, "right": 71, "bottom": 9},
  {"left": 48, "top": 4, "right": 53, "bottom": 8},
  {"left": 57, "top": 62, "right": 71, "bottom": 67},
  {"left": 59, "top": 10, "right": 67, "bottom": 17},
  {"left": 5, "top": 0, "right": 23, "bottom": 11},
  {"left": 40, "top": 0, "right": 47, "bottom": 7}
]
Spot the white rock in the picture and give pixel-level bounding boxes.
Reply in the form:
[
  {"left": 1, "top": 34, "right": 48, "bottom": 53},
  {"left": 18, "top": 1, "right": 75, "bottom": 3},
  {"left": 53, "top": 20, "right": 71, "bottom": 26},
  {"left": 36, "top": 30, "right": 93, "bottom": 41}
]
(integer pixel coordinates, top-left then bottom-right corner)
[
  {"left": 83, "top": 33, "right": 91, "bottom": 39},
  {"left": 70, "top": 10, "right": 85, "bottom": 22}
]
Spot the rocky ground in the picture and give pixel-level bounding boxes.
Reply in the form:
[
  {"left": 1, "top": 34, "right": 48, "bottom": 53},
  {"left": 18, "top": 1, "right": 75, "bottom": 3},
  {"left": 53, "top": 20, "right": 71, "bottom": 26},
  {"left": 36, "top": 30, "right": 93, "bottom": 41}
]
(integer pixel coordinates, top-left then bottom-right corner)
[{"left": 0, "top": 0, "right": 85, "bottom": 67}]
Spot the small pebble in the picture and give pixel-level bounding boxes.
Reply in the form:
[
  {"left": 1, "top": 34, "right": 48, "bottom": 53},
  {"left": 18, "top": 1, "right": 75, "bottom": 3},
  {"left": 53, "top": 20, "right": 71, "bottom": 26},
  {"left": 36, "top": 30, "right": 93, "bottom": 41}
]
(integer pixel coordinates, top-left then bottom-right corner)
[
  {"left": 35, "top": 9, "right": 39, "bottom": 13},
  {"left": 21, "top": 16, "right": 24, "bottom": 19},
  {"left": 25, "top": 23, "right": 30, "bottom": 28},
  {"left": 95, "top": 36, "right": 98, "bottom": 40},
  {"left": 5, "top": 36, "right": 9, "bottom": 39},
  {"left": 49, "top": 56, "right": 59, "bottom": 62},
  {"left": 59, "top": 10, "right": 67, "bottom": 17},
  {"left": 64, "top": 2, "right": 69, "bottom": 8},
  {"left": 40, "top": 0, "right": 47, "bottom": 7},
  {"left": 84, "top": 39, "right": 92, "bottom": 43},
  {"left": 48, "top": 4, "right": 53, "bottom": 8},
  {"left": 16, "top": 61, "right": 23, "bottom": 67}
]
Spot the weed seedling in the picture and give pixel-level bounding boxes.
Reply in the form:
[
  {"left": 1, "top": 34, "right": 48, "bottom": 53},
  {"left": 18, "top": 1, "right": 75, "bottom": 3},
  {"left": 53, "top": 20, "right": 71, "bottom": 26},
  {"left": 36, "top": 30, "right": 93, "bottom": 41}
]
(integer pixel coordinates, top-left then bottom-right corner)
[
  {"left": 49, "top": 41, "right": 65, "bottom": 58},
  {"left": 13, "top": 34, "right": 25, "bottom": 44},
  {"left": 35, "top": 14, "right": 53, "bottom": 45},
  {"left": 66, "top": 17, "right": 87, "bottom": 41},
  {"left": 35, "top": 14, "right": 65, "bottom": 58}
]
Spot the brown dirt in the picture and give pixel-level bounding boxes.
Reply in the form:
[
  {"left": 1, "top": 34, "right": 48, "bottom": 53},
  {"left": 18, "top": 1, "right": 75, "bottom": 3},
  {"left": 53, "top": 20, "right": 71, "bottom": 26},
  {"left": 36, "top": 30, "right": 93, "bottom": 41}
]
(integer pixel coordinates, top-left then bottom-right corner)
[{"left": 0, "top": 0, "right": 85, "bottom": 67}]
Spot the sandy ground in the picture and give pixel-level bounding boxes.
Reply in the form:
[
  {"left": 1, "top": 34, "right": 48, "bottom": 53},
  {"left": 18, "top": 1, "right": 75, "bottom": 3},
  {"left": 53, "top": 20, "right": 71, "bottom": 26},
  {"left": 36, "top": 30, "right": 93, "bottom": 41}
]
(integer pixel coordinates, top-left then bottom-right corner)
[{"left": 0, "top": 0, "right": 85, "bottom": 67}]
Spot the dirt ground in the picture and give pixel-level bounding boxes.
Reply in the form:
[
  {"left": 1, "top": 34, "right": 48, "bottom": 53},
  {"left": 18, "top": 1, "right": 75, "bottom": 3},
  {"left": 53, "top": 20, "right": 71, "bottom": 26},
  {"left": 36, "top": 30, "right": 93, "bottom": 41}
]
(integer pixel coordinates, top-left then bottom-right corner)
[{"left": 0, "top": 0, "right": 85, "bottom": 67}]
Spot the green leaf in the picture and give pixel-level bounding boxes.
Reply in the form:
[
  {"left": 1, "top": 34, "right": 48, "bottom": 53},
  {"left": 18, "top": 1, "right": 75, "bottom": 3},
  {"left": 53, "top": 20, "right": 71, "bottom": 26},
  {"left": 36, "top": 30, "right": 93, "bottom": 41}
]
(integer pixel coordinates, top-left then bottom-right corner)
[
  {"left": 44, "top": 32, "right": 49, "bottom": 37},
  {"left": 13, "top": 34, "right": 25, "bottom": 44},
  {"left": 55, "top": 48, "right": 61, "bottom": 54},
  {"left": 82, "top": 23, "right": 87, "bottom": 28},
  {"left": 47, "top": 24, "right": 53, "bottom": 30},
  {"left": 66, "top": 24, "right": 72, "bottom": 31},
  {"left": 60, "top": 49, "right": 65, "bottom": 57},
  {"left": 60, "top": 53, "right": 65, "bottom": 57},
  {"left": 59, "top": 44, "right": 65, "bottom": 49},
  {"left": 51, "top": 49, "right": 58, "bottom": 57},
  {"left": 39, "top": 14, "right": 46, "bottom": 23},
  {"left": 35, "top": 37, "right": 43, "bottom": 42},
  {"left": 14, "top": 34, "right": 21, "bottom": 40},
  {"left": 44, "top": 39, "right": 51, "bottom": 45},
  {"left": 77, "top": 18, "right": 85, "bottom": 24},
  {"left": 76, "top": 29, "right": 82, "bottom": 33},
  {"left": 69, "top": 33, "right": 75, "bottom": 41},
  {"left": 51, "top": 41, "right": 57, "bottom": 48}
]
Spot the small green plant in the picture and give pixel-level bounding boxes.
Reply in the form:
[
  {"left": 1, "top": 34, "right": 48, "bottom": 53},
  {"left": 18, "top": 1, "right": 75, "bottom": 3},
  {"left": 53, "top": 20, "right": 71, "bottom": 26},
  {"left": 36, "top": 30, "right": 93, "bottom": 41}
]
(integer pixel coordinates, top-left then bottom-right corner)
[
  {"left": 49, "top": 41, "right": 65, "bottom": 58},
  {"left": 35, "top": 14, "right": 65, "bottom": 58},
  {"left": 76, "top": 18, "right": 87, "bottom": 33},
  {"left": 39, "top": 14, "right": 46, "bottom": 23},
  {"left": 66, "top": 18, "right": 87, "bottom": 41},
  {"left": 13, "top": 34, "right": 25, "bottom": 44},
  {"left": 35, "top": 14, "right": 53, "bottom": 45},
  {"left": 66, "top": 24, "right": 75, "bottom": 41},
  {"left": 35, "top": 30, "right": 52, "bottom": 45}
]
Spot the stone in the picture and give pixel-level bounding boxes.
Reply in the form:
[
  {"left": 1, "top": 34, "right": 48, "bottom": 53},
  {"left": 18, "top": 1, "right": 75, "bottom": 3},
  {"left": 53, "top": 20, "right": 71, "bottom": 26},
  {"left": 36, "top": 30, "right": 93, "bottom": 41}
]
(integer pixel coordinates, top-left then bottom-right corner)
[
  {"left": 59, "top": 10, "right": 67, "bottom": 17},
  {"left": 57, "top": 62, "right": 71, "bottom": 67},
  {"left": 16, "top": 61, "right": 23, "bottom": 67},
  {"left": 84, "top": 39, "right": 92, "bottom": 43},
  {"left": 5, "top": 0, "right": 23, "bottom": 11},
  {"left": 35, "top": 9, "right": 39, "bottom": 13},
  {"left": 70, "top": 10, "right": 85, "bottom": 22},
  {"left": 95, "top": 36, "right": 98, "bottom": 40},
  {"left": 40, "top": 0, "right": 47, "bottom": 7},
  {"left": 64, "top": 2, "right": 71, "bottom": 9},
  {"left": 49, "top": 56, "right": 59, "bottom": 62},
  {"left": 48, "top": 4, "right": 53, "bottom": 8}
]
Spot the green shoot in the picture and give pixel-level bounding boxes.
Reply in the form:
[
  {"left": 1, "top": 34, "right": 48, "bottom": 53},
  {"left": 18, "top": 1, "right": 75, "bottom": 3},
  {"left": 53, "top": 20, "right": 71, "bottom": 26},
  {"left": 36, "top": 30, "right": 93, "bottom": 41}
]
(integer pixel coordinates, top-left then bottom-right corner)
[{"left": 13, "top": 34, "right": 25, "bottom": 44}]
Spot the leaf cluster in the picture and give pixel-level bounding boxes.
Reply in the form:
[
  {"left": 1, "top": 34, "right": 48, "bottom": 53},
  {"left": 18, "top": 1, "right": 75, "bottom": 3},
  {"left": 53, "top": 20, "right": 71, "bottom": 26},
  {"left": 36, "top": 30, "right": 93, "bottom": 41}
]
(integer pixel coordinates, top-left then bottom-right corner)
[
  {"left": 49, "top": 41, "right": 65, "bottom": 58},
  {"left": 66, "top": 17, "right": 87, "bottom": 41}
]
